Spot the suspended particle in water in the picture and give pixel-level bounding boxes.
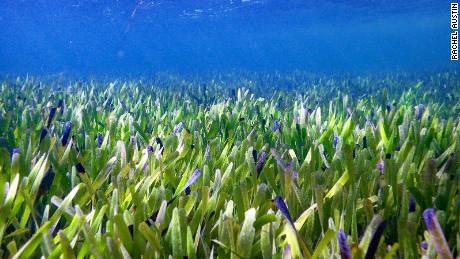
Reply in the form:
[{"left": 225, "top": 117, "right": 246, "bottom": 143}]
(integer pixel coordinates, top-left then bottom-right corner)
[{"left": 117, "top": 50, "right": 125, "bottom": 59}]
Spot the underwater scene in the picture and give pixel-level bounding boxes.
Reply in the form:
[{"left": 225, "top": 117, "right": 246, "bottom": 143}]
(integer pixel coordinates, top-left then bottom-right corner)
[{"left": 0, "top": 1, "right": 460, "bottom": 258}]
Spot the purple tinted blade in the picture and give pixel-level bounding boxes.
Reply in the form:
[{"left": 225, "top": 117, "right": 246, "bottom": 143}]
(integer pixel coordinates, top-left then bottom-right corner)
[
  {"left": 61, "top": 121, "right": 72, "bottom": 146},
  {"left": 252, "top": 148, "right": 258, "bottom": 164},
  {"left": 173, "top": 122, "right": 183, "bottom": 134},
  {"left": 272, "top": 120, "right": 281, "bottom": 132},
  {"left": 274, "top": 196, "right": 294, "bottom": 226},
  {"left": 376, "top": 158, "right": 384, "bottom": 174},
  {"left": 364, "top": 220, "right": 387, "bottom": 259},
  {"left": 147, "top": 145, "right": 154, "bottom": 153},
  {"left": 283, "top": 245, "right": 291, "bottom": 258},
  {"left": 292, "top": 171, "right": 298, "bottom": 179},
  {"left": 362, "top": 136, "right": 367, "bottom": 149},
  {"left": 39, "top": 128, "right": 48, "bottom": 145},
  {"left": 179, "top": 169, "right": 201, "bottom": 194},
  {"left": 95, "top": 133, "right": 103, "bottom": 147},
  {"left": 423, "top": 208, "right": 436, "bottom": 232},
  {"left": 421, "top": 240, "right": 428, "bottom": 250},
  {"left": 12, "top": 148, "right": 20, "bottom": 155},
  {"left": 57, "top": 99, "right": 64, "bottom": 114},
  {"left": 338, "top": 229, "right": 352, "bottom": 259},
  {"left": 333, "top": 136, "right": 339, "bottom": 149},
  {"left": 47, "top": 107, "right": 57, "bottom": 128},
  {"left": 423, "top": 208, "right": 453, "bottom": 258},
  {"left": 256, "top": 150, "right": 267, "bottom": 176},
  {"left": 130, "top": 136, "right": 135, "bottom": 145},
  {"left": 409, "top": 195, "right": 416, "bottom": 213},
  {"left": 155, "top": 136, "right": 164, "bottom": 154},
  {"left": 38, "top": 167, "right": 54, "bottom": 199},
  {"left": 74, "top": 163, "right": 85, "bottom": 174}
]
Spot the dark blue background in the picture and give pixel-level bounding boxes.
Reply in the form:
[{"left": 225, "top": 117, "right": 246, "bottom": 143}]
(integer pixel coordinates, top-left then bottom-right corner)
[{"left": 0, "top": 0, "right": 455, "bottom": 76}]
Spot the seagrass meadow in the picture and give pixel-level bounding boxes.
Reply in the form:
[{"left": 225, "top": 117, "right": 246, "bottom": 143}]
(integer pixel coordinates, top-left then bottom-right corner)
[{"left": 0, "top": 71, "right": 459, "bottom": 259}]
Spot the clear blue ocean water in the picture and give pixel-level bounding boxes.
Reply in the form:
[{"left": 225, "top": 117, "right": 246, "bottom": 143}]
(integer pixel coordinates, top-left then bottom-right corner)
[{"left": 0, "top": 0, "right": 456, "bottom": 76}]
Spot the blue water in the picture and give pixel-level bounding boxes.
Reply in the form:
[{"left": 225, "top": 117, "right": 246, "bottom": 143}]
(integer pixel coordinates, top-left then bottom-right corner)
[{"left": 0, "top": 0, "right": 455, "bottom": 76}]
